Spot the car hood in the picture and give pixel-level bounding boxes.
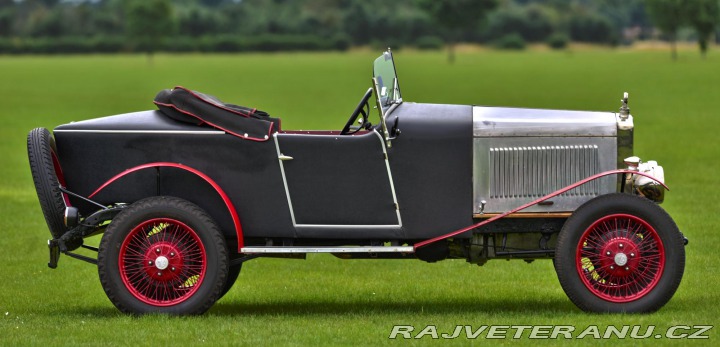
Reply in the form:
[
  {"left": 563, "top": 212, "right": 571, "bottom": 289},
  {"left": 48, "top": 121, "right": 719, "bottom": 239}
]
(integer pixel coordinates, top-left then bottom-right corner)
[{"left": 472, "top": 106, "right": 617, "bottom": 137}]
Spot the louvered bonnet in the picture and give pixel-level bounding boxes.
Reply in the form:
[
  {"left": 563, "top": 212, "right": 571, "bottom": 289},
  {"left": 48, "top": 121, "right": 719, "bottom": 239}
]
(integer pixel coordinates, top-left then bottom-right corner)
[{"left": 473, "top": 106, "right": 619, "bottom": 214}]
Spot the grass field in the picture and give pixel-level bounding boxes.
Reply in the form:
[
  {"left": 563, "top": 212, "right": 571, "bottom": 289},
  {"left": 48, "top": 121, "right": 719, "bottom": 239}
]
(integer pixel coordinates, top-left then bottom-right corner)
[{"left": 1, "top": 49, "right": 718, "bottom": 346}]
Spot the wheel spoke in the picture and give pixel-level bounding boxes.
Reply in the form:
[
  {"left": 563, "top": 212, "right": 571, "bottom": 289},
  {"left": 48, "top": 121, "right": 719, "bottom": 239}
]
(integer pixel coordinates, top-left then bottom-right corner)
[
  {"left": 575, "top": 214, "right": 665, "bottom": 303},
  {"left": 119, "top": 218, "right": 207, "bottom": 307}
]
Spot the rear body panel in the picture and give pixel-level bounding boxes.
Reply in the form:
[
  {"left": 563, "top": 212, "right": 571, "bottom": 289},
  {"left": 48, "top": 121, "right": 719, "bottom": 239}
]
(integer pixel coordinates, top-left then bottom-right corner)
[{"left": 54, "top": 111, "right": 293, "bottom": 244}]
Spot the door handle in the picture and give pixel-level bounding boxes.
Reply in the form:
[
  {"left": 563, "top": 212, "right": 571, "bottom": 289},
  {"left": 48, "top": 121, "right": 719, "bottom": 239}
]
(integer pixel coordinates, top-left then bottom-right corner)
[{"left": 279, "top": 154, "right": 293, "bottom": 161}]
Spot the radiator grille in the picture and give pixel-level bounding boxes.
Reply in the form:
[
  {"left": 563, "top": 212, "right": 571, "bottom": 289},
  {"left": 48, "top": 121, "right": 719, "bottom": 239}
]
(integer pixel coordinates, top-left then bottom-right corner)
[{"left": 489, "top": 145, "right": 600, "bottom": 199}]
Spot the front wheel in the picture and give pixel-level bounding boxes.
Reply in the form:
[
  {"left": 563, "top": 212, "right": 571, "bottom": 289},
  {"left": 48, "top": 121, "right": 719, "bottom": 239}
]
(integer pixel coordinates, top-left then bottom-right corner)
[
  {"left": 555, "top": 193, "right": 685, "bottom": 313},
  {"left": 98, "top": 196, "right": 229, "bottom": 315}
]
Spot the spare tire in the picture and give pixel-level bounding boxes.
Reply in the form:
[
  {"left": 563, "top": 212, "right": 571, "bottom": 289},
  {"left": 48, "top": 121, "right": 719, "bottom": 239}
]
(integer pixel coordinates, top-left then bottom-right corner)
[{"left": 28, "top": 128, "right": 68, "bottom": 239}]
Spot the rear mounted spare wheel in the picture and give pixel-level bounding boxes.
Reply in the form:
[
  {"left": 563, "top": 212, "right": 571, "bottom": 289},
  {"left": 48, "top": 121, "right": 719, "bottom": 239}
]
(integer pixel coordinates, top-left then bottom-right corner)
[
  {"left": 27, "top": 128, "right": 69, "bottom": 240},
  {"left": 98, "top": 196, "right": 229, "bottom": 315},
  {"left": 555, "top": 193, "right": 685, "bottom": 313}
]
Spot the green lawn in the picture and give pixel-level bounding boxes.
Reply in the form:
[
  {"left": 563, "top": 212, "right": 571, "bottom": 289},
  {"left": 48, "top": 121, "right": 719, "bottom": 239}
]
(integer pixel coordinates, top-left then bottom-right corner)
[{"left": 1, "top": 49, "right": 718, "bottom": 346}]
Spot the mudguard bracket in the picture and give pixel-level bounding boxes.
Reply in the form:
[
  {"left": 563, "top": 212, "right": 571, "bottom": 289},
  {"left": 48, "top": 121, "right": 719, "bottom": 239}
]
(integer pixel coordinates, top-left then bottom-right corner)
[
  {"left": 48, "top": 205, "right": 126, "bottom": 268},
  {"left": 48, "top": 239, "right": 60, "bottom": 269}
]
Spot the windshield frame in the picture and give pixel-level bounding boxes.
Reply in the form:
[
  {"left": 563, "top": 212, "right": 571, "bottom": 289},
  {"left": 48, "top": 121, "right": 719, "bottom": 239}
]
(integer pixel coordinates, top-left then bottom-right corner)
[
  {"left": 372, "top": 49, "right": 403, "bottom": 146},
  {"left": 373, "top": 49, "right": 403, "bottom": 114}
]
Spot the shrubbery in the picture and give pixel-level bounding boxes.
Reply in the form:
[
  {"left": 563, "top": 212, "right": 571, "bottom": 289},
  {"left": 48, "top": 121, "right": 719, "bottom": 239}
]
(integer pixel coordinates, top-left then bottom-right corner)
[
  {"left": 493, "top": 33, "right": 526, "bottom": 50},
  {"left": 0, "top": 0, "right": 680, "bottom": 55},
  {"left": 414, "top": 36, "right": 444, "bottom": 50},
  {"left": 569, "top": 12, "right": 618, "bottom": 45},
  {"left": 0, "top": 36, "right": 126, "bottom": 54},
  {"left": 546, "top": 33, "right": 569, "bottom": 50},
  {"left": 0, "top": 34, "right": 352, "bottom": 54},
  {"left": 486, "top": 5, "right": 556, "bottom": 43},
  {"left": 370, "top": 38, "right": 405, "bottom": 52}
]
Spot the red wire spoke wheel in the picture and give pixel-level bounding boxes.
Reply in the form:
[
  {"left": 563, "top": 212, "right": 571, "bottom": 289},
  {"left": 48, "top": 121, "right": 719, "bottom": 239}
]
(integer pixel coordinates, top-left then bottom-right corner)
[
  {"left": 99, "top": 197, "right": 228, "bottom": 315},
  {"left": 555, "top": 194, "right": 685, "bottom": 313},
  {"left": 576, "top": 214, "right": 664, "bottom": 302},
  {"left": 119, "top": 218, "right": 207, "bottom": 306}
]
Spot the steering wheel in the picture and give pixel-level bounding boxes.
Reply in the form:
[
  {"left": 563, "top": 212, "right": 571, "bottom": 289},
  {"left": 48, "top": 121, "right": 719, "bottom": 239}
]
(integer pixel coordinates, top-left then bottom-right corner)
[{"left": 340, "top": 88, "right": 373, "bottom": 135}]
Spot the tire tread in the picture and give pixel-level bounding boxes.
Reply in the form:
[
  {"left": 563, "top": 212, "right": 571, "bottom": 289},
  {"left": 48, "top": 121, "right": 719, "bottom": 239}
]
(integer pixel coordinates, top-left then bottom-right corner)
[
  {"left": 27, "top": 128, "right": 67, "bottom": 239},
  {"left": 98, "top": 196, "right": 229, "bottom": 315},
  {"left": 555, "top": 193, "right": 685, "bottom": 313}
]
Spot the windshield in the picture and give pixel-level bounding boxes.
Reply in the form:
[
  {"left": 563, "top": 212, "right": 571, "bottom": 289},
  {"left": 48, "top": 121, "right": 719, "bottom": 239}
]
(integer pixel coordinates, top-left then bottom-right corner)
[{"left": 373, "top": 50, "right": 402, "bottom": 114}]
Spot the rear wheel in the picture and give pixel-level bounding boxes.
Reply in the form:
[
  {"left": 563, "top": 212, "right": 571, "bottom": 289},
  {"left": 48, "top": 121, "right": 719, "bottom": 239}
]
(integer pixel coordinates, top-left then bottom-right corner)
[
  {"left": 27, "top": 128, "right": 68, "bottom": 239},
  {"left": 98, "top": 196, "right": 229, "bottom": 315},
  {"left": 218, "top": 264, "right": 242, "bottom": 300},
  {"left": 555, "top": 193, "right": 685, "bottom": 313}
]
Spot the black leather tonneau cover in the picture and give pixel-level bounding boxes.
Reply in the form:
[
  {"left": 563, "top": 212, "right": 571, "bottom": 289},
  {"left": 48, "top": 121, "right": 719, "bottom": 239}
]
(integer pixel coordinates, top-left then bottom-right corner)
[{"left": 154, "top": 86, "right": 280, "bottom": 141}]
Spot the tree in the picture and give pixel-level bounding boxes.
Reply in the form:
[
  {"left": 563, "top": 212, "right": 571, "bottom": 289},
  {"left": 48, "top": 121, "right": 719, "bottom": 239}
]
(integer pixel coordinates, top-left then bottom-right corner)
[
  {"left": 485, "top": 4, "right": 557, "bottom": 43},
  {"left": 125, "top": 0, "right": 175, "bottom": 63},
  {"left": 0, "top": 7, "right": 15, "bottom": 37},
  {"left": 343, "top": 1, "right": 374, "bottom": 44},
  {"left": 178, "top": 7, "right": 222, "bottom": 37},
  {"left": 644, "top": 0, "right": 686, "bottom": 60},
  {"left": 417, "top": 0, "right": 498, "bottom": 63},
  {"left": 686, "top": 0, "right": 720, "bottom": 57},
  {"left": 569, "top": 11, "right": 617, "bottom": 44}
]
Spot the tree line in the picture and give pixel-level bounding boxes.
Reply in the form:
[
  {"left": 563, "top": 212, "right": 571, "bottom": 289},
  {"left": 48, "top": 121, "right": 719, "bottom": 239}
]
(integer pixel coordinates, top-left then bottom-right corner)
[{"left": 0, "top": 0, "right": 718, "bottom": 58}]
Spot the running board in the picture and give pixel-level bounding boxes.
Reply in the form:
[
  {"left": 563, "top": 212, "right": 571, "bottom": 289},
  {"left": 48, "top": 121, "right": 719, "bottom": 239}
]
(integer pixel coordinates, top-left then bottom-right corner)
[{"left": 241, "top": 246, "right": 414, "bottom": 254}]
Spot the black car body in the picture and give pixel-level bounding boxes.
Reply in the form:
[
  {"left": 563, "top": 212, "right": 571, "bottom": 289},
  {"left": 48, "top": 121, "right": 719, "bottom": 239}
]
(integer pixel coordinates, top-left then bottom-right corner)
[{"left": 28, "top": 50, "right": 685, "bottom": 315}]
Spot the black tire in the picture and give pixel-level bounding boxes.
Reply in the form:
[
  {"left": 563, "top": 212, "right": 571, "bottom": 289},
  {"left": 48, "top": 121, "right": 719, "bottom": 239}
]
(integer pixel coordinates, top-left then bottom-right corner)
[
  {"left": 555, "top": 193, "right": 685, "bottom": 313},
  {"left": 218, "top": 264, "right": 242, "bottom": 300},
  {"left": 27, "top": 128, "right": 68, "bottom": 239},
  {"left": 98, "top": 196, "right": 229, "bottom": 315}
]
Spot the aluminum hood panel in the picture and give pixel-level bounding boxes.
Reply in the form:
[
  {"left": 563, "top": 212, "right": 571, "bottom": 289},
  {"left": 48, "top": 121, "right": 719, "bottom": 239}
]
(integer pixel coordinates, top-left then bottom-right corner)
[{"left": 473, "top": 106, "right": 617, "bottom": 137}]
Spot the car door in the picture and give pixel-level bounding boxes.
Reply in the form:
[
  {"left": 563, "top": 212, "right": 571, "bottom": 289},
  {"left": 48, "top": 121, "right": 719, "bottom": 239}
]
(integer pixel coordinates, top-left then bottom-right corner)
[{"left": 273, "top": 130, "right": 402, "bottom": 238}]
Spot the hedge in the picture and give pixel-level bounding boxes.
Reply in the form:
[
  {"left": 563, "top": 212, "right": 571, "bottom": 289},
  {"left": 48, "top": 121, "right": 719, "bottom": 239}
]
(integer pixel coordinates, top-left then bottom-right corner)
[{"left": 0, "top": 34, "right": 351, "bottom": 54}]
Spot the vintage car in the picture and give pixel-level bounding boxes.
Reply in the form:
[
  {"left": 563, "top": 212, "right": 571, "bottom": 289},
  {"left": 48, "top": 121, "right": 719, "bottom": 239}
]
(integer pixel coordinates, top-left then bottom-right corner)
[{"left": 28, "top": 49, "right": 686, "bottom": 315}]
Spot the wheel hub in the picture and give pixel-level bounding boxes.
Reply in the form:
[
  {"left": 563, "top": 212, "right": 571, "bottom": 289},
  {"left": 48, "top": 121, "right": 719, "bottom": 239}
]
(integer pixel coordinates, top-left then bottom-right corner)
[
  {"left": 614, "top": 253, "right": 628, "bottom": 267},
  {"left": 155, "top": 256, "right": 169, "bottom": 270},
  {"left": 599, "top": 237, "right": 639, "bottom": 276},
  {"left": 143, "top": 242, "right": 184, "bottom": 281}
]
